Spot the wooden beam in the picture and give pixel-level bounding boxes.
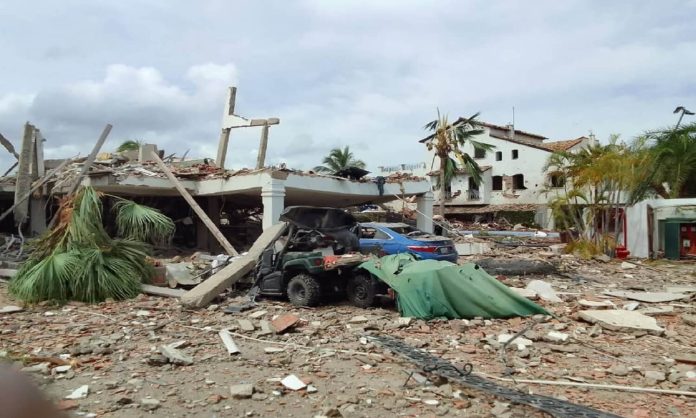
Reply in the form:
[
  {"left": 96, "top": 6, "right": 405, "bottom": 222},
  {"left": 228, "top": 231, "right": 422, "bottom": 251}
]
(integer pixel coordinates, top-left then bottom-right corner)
[
  {"left": 256, "top": 122, "right": 270, "bottom": 169},
  {"left": 0, "top": 158, "right": 72, "bottom": 223},
  {"left": 150, "top": 151, "right": 238, "bottom": 256}
]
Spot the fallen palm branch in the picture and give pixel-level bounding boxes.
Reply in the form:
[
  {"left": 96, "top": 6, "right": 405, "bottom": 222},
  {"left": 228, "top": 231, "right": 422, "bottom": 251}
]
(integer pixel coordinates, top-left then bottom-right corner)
[{"left": 10, "top": 186, "right": 174, "bottom": 303}]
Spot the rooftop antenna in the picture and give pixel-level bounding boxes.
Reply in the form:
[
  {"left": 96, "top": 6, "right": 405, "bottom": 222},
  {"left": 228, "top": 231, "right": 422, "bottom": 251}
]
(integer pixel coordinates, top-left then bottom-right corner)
[{"left": 512, "top": 106, "right": 515, "bottom": 129}]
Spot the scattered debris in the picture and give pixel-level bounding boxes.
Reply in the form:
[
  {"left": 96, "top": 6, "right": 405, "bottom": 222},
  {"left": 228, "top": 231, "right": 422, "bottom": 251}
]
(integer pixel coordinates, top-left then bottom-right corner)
[
  {"left": 579, "top": 310, "right": 665, "bottom": 335},
  {"left": 229, "top": 384, "right": 254, "bottom": 399},
  {"left": 218, "top": 329, "right": 241, "bottom": 355},
  {"left": 604, "top": 291, "right": 688, "bottom": 303},
  {"left": 526, "top": 280, "right": 562, "bottom": 303},
  {"left": 159, "top": 344, "right": 194, "bottom": 365},
  {"left": 0, "top": 305, "right": 23, "bottom": 314},
  {"left": 65, "top": 385, "right": 89, "bottom": 400},
  {"left": 578, "top": 299, "right": 614, "bottom": 309},
  {"left": 281, "top": 374, "right": 307, "bottom": 391},
  {"left": 271, "top": 314, "right": 300, "bottom": 333}
]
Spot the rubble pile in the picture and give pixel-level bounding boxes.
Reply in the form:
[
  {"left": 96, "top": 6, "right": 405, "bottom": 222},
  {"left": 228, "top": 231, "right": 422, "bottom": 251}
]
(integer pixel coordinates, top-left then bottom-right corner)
[{"left": 1, "top": 251, "right": 694, "bottom": 417}]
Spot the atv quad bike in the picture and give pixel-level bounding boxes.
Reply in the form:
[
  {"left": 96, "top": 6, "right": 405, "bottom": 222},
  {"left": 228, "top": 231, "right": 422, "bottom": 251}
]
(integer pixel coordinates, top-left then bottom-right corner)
[{"left": 253, "top": 206, "right": 386, "bottom": 307}]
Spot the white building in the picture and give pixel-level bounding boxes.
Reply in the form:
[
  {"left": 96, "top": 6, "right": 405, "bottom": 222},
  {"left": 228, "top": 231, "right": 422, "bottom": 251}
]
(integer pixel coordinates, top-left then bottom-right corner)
[{"left": 380, "top": 120, "right": 593, "bottom": 227}]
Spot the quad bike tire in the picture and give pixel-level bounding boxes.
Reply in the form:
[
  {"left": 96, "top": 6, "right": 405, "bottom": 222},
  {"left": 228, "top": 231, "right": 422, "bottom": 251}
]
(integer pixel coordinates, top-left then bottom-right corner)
[
  {"left": 346, "top": 273, "right": 376, "bottom": 308},
  {"left": 286, "top": 273, "right": 322, "bottom": 307}
]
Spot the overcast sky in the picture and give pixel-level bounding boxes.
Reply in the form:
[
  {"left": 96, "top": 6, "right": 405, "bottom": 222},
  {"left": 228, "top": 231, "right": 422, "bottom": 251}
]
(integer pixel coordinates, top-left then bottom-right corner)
[{"left": 1, "top": 0, "right": 694, "bottom": 173}]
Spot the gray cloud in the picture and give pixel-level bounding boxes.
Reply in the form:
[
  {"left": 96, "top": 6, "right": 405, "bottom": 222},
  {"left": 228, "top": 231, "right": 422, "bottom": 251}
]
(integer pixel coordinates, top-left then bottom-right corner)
[{"left": 1, "top": 0, "right": 695, "bottom": 174}]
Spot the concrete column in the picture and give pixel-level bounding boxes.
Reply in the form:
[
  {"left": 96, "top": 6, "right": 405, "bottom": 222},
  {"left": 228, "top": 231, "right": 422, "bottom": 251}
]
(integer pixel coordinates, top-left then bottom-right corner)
[
  {"left": 416, "top": 191, "right": 434, "bottom": 233},
  {"left": 261, "top": 180, "right": 285, "bottom": 230}
]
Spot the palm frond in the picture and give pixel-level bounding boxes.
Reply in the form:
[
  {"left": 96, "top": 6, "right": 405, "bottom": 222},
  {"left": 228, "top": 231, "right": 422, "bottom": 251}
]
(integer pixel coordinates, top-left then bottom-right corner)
[
  {"left": 9, "top": 252, "right": 80, "bottom": 303},
  {"left": 113, "top": 199, "right": 175, "bottom": 244}
]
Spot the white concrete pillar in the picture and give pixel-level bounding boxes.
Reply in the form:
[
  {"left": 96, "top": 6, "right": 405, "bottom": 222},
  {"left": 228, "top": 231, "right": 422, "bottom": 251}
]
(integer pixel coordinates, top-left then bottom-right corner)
[
  {"left": 261, "top": 180, "right": 285, "bottom": 230},
  {"left": 416, "top": 191, "right": 435, "bottom": 233}
]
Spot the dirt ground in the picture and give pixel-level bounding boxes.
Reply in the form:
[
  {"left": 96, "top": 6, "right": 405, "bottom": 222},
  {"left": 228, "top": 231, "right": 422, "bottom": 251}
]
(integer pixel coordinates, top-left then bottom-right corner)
[{"left": 1, "top": 253, "right": 695, "bottom": 418}]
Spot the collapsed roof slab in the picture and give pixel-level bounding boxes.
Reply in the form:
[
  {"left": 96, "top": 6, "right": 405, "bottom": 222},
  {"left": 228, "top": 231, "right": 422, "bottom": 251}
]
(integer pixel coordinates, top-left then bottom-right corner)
[{"left": 49, "top": 168, "right": 435, "bottom": 231}]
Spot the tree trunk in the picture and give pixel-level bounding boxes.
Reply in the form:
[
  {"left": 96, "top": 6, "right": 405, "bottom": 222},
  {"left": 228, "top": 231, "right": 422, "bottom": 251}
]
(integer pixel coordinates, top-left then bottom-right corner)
[{"left": 439, "top": 156, "right": 446, "bottom": 217}]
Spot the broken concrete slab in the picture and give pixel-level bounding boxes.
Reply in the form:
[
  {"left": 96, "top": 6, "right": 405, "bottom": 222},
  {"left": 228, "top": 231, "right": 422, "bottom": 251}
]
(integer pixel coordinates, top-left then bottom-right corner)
[
  {"left": 578, "top": 310, "right": 665, "bottom": 335},
  {"left": 65, "top": 385, "right": 89, "bottom": 400},
  {"left": 271, "top": 314, "right": 300, "bottom": 334},
  {"left": 475, "top": 258, "right": 557, "bottom": 276},
  {"left": 141, "top": 284, "right": 186, "bottom": 298},
  {"left": 159, "top": 344, "right": 194, "bottom": 365},
  {"left": 229, "top": 384, "right": 254, "bottom": 399},
  {"left": 682, "top": 314, "right": 696, "bottom": 326},
  {"left": 526, "top": 280, "right": 562, "bottom": 303},
  {"left": 620, "top": 262, "right": 637, "bottom": 269},
  {"left": 578, "top": 299, "right": 614, "bottom": 309},
  {"left": 665, "top": 286, "right": 696, "bottom": 294},
  {"left": 165, "top": 262, "right": 199, "bottom": 287},
  {"left": 603, "top": 291, "right": 688, "bottom": 303},
  {"left": 181, "top": 222, "right": 287, "bottom": 308},
  {"left": 0, "top": 305, "right": 24, "bottom": 314},
  {"left": 280, "top": 374, "right": 306, "bottom": 391},
  {"left": 498, "top": 334, "right": 533, "bottom": 350},
  {"left": 237, "top": 319, "right": 255, "bottom": 332},
  {"left": 638, "top": 306, "right": 675, "bottom": 316}
]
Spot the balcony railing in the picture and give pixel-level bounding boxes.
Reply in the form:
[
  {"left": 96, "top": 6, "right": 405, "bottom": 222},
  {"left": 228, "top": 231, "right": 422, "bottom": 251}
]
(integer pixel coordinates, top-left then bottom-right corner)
[{"left": 467, "top": 189, "right": 480, "bottom": 201}]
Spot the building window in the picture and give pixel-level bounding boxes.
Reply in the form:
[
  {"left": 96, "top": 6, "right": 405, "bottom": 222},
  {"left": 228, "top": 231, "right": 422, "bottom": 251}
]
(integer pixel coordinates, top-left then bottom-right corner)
[
  {"left": 549, "top": 173, "right": 566, "bottom": 188},
  {"left": 495, "top": 151, "right": 502, "bottom": 161},
  {"left": 513, "top": 173, "right": 526, "bottom": 190},
  {"left": 474, "top": 148, "right": 486, "bottom": 159},
  {"left": 511, "top": 149, "right": 519, "bottom": 159},
  {"left": 492, "top": 176, "right": 503, "bottom": 191}
]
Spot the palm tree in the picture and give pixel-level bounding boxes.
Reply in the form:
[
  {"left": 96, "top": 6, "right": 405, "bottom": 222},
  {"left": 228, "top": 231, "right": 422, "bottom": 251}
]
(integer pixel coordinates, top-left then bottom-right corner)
[
  {"left": 644, "top": 123, "right": 696, "bottom": 198},
  {"left": 423, "top": 110, "right": 493, "bottom": 216},
  {"left": 314, "top": 146, "right": 366, "bottom": 174},
  {"left": 117, "top": 139, "right": 143, "bottom": 152}
]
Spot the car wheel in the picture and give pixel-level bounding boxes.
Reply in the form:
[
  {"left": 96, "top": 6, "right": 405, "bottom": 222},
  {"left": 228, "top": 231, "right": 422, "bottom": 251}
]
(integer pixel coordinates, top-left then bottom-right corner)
[
  {"left": 286, "top": 273, "right": 321, "bottom": 307},
  {"left": 346, "top": 273, "right": 376, "bottom": 308}
]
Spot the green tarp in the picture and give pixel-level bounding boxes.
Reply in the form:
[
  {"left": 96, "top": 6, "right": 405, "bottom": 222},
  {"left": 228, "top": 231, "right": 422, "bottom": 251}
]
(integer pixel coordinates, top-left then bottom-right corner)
[{"left": 360, "top": 254, "right": 550, "bottom": 320}]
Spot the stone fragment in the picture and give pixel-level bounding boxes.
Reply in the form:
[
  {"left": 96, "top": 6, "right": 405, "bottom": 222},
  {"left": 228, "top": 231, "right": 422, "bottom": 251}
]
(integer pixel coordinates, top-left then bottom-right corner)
[
  {"left": 159, "top": 344, "right": 194, "bottom": 365},
  {"left": 140, "top": 398, "right": 160, "bottom": 410},
  {"left": 248, "top": 310, "right": 267, "bottom": 319},
  {"left": 0, "top": 305, "right": 23, "bottom": 314},
  {"left": 348, "top": 315, "right": 369, "bottom": 324},
  {"left": 545, "top": 331, "right": 569, "bottom": 343},
  {"left": 271, "top": 314, "right": 300, "bottom": 334},
  {"left": 526, "top": 280, "right": 562, "bottom": 303},
  {"left": 609, "top": 364, "right": 630, "bottom": 376},
  {"left": 258, "top": 320, "right": 274, "bottom": 336},
  {"left": 22, "top": 362, "right": 51, "bottom": 375},
  {"left": 397, "top": 317, "right": 413, "bottom": 327},
  {"left": 620, "top": 262, "right": 637, "bottom": 269},
  {"left": 229, "top": 383, "right": 254, "bottom": 399},
  {"left": 54, "top": 365, "right": 72, "bottom": 373},
  {"left": 65, "top": 385, "right": 89, "bottom": 400},
  {"left": 578, "top": 299, "right": 614, "bottom": 309},
  {"left": 579, "top": 310, "right": 664, "bottom": 335},
  {"left": 593, "top": 254, "right": 611, "bottom": 263},
  {"left": 623, "top": 302, "right": 640, "bottom": 311},
  {"left": 280, "top": 374, "right": 306, "bottom": 391},
  {"left": 237, "top": 319, "right": 255, "bottom": 332},
  {"left": 644, "top": 370, "right": 666, "bottom": 383},
  {"left": 604, "top": 291, "right": 687, "bottom": 303},
  {"left": 264, "top": 347, "right": 285, "bottom": 354},
  {"left": 498, "top": 334, "right": 533, "bottom": 350},
  {"left": 681, "top": 314, "right": 696, "bottom": 326},
  {"left": 639, "top": 306, "right": 675, "bottom": 316}
]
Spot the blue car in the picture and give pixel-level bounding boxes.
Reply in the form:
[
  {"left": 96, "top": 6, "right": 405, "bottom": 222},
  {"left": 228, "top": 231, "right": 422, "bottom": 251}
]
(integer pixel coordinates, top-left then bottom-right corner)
[{"left": 358, "top": 222, "right": 458, "bottom": 262}]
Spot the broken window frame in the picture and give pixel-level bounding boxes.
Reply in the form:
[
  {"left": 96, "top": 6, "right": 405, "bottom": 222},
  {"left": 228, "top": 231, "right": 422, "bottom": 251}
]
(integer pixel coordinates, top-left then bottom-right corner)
[
  {"left": 511, "top": 149, "right": 519, "bottom": 159},
  {"left": 548, "top": 172, "right": 566, "bottom": 188},
  {"left": 512, "top": 173, "right": 526, "bottom": 190},
  {"left": 492, "top": 175, "right": 503, "bottom": 191},
  {"left": 474, "top": 148, "right": 486, "bottom": 159}
]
